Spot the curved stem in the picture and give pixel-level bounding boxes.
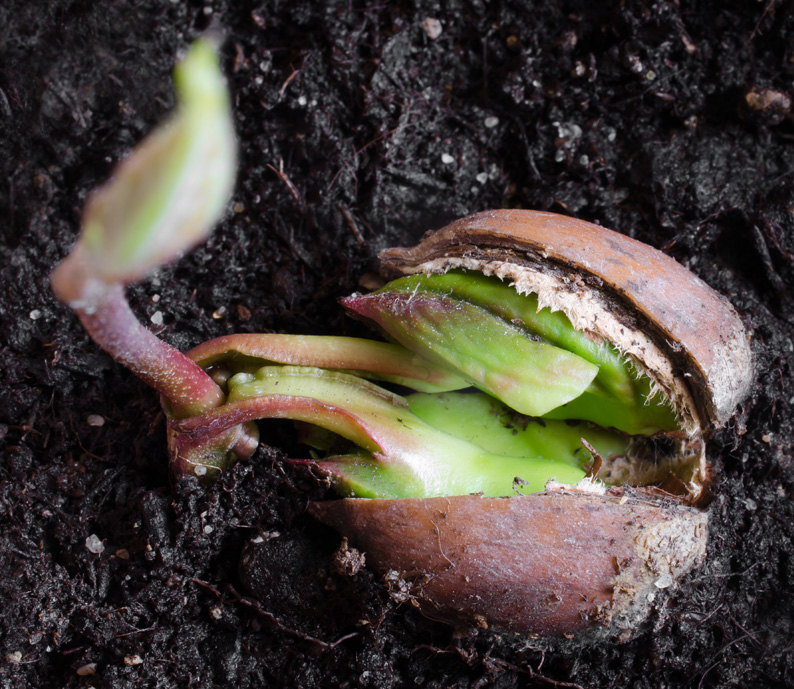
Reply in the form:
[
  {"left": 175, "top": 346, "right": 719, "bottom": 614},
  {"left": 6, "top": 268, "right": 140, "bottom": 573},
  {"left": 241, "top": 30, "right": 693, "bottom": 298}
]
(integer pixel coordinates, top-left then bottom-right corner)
[{"left": 66, "top": 275, "right": 224, "bottom": 418}]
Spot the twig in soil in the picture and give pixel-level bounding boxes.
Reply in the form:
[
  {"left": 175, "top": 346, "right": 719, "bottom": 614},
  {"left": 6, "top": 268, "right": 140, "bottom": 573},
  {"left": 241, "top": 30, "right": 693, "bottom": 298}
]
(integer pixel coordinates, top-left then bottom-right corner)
[
  {"left": 339, "top": 205, "right": 365, "bottom": 244},
  {"left": 728, "top": 612, "right": 763, "bottom": 647},
  {"left": 67, "top": 413, "right": 108, "bottom": 463},
  {"left": 29, "top": 492, "right": 80, "bottom": 529},
  {"left": 486, "top": 657, "right": 586, "bottom": 689},
  {"left": 189, "top": 578, "right": 359, "bottom": 650},
  {"left": 267, "top": 158, "right": 305, "bottom": 209},
  {"left": 326, "top": 122, "right": 418, "bottom": 192},
  {"left": 697, "top": 632, "right": 754, "bottom": 689},
  {"left": 113, "top": 625, "right": 158, "bottom": 639},
  {"left": 278, "top": 69, "right": 300, "bottom": 100},
  {"left": 693, "top": 601, "right": 725, "bottom": 627}
]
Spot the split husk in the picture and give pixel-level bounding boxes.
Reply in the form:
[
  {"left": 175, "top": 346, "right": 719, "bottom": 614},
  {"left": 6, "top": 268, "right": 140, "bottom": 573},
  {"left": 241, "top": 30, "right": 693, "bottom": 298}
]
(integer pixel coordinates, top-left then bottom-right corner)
[{"left": 311, "top": 209, "right": 754, "bottom": 641}]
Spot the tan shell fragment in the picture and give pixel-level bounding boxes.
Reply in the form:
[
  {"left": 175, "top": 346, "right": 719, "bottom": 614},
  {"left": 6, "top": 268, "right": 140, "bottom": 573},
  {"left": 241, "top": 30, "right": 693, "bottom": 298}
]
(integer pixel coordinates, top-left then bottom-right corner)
[{"left": 312, "top": 210, "right": 752, "bottom": 640}]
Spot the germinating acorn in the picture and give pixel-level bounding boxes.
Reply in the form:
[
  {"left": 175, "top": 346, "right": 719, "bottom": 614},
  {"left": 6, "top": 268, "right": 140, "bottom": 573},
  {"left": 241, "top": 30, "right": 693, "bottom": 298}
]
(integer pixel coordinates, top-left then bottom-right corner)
[
  {"left": 50, "top": 38, "right": 754, "bottom": 641},
  {"left": 311, "top": 209, "right": 754, "bottom": 641}
]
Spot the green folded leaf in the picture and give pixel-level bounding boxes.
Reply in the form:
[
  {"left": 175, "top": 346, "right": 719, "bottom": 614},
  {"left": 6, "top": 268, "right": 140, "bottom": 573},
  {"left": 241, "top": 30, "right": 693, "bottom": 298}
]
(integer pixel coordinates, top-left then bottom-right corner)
[
  {"left": 542, "top": 382, "right": 679, "bottom": 436},
  {"left": 315, "top": 449, "right": 586, "bottom": 499},
  {"left": 379, "top": 272, "right": 638, "bottom": 403},
  {"left": 79, "top": 38, "right": 236, "bottom": 284},
  {"left": 341, "top": 291, "right": 599, "bottom": 417},
  {"left": 407, "top": 391, "right": 631, "bottom": 468},
  {"left": 225, "top": 365, "right": 586, "bottom": 498}
]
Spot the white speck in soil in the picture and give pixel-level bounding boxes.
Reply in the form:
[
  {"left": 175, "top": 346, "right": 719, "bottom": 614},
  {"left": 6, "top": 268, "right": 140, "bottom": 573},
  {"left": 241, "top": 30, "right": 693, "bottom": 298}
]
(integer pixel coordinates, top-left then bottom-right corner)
[
  {"left": 422, "top": 17, "right": 442, "bottom": 40},
  {"left": 654, "top": 574, "right": 673, "bottom": 589},
  {"left": 441, "top": 153, "right": 455, "bottom": 165},
  {"left": 484, "top": 116, "right": 499, "bottom": 128},
  {"left": 76, "top": 663, "right": 97, "bottom": 676},
  {"left": 150, "top": 311, "right": 164, "bottom": 326},
  {"left": 85, "top": 534, "right": 105, "bottom": 554},
  {"left": 87, "top": 414, "right": 105, "bottom": 427}
]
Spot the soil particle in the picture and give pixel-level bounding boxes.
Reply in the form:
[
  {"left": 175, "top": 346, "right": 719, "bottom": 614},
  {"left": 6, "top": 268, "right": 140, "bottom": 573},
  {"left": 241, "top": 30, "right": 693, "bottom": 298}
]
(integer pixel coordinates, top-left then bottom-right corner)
[{"left": 1, "top": 0, "right": 794, "bottom": 687}]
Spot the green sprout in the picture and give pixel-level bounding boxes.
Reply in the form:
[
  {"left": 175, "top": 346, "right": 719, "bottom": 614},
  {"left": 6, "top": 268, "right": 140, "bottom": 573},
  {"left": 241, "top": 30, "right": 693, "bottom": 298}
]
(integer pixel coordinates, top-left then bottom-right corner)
[
  {"left": 50, "top": 38, "right": 235, "bottom": 420},
  {"left": 172, "top": 365, "right": 590, "bottom": 497},
  {"left": 52, "top": 38, "right": 681, "bottom": 495},
  {"left": 342, "top": 272, "right": 678, "bottom": 435}
]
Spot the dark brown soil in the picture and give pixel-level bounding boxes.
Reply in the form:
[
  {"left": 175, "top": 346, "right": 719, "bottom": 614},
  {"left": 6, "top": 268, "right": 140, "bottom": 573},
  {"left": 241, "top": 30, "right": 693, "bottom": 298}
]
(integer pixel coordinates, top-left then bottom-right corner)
[{"left": 1, "top": 1, "right": 793, "bottom": 687}]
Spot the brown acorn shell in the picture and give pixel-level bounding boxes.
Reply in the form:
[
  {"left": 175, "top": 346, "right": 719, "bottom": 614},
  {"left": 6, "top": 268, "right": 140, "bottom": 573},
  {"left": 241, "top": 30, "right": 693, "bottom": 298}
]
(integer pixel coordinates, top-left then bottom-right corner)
[
  {"left": 379, "top": 210, "right": 753, "bottom": 439},
  {"left": 313, "top": 210, "right": 752, "bottom": 640},
  {"left": 311, "top": 488, "right": 708, "bottom": 641}
]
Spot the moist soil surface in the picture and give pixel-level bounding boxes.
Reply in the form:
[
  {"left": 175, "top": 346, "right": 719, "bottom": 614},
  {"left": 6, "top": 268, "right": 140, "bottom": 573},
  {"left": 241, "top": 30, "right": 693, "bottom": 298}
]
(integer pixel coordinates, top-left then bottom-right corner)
[{"left": 1, "top": 1, "right": 793, "bottom": 687}]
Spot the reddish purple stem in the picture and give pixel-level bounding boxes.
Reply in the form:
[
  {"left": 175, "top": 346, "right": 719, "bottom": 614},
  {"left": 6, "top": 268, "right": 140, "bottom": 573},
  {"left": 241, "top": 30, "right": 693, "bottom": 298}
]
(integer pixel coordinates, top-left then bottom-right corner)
[{"left": 71, "top": 282, "right": 224, "bottom": 418}]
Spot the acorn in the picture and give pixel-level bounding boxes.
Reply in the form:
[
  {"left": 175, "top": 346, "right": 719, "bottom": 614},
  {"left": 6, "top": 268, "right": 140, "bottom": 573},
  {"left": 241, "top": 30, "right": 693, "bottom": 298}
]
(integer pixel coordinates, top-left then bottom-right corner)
[{"left": 310, "top": 209, "right": 753, "bottom": 641}]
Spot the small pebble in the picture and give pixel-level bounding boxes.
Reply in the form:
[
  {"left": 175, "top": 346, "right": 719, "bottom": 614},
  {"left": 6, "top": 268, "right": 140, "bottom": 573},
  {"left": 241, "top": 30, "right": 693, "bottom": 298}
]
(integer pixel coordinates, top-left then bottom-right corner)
[
  {"left": 654, "top": 574, "right": 673, "bottom": 589},
  {"left": 76, "top": 663, "right": 97, "bottom": 676},
  {"left": 441, "top": 153, "right": 455, "bottom": 165},
  {"left": 422, "top": 17, "right": 442, "bottom": 40},
  {"left": 115, "top": 549, "right": 130, "bottom": 560},
  {"left": 85, "top": 534, "right": 105, "bottom": 555},
  {"left": 87, "top": 414, "right": 105, "bottom": 427},
  {"left": 203, "top": 524, "right": 214, "bottom": 535},
  {"left": 484, "top": 116, "right": 499, "bottom": 128},
  {"left": 124, "top": 655, "right": 143, "bottom": 666},
  {"left": 7, "top": 651, "right": 22, "bottom": 664},
  {"left": 29, "top": 309, "right": 42, "bottom": 320},
  {"left": 150, "top": 311, "right": 164, "bottom": 326}
]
